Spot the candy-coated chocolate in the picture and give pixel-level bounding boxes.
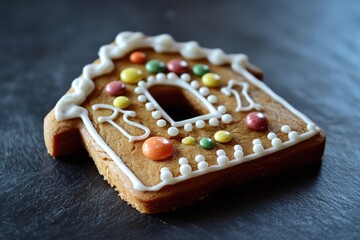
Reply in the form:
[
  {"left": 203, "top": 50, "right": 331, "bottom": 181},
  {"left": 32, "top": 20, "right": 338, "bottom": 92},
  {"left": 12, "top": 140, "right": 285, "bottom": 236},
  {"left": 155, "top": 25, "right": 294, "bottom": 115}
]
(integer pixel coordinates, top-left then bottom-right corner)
[
  {"left": 202, "top": 73, "right": 221, "bottom": 87},
  {"left": 245, "top": 112, "right": 269, "bottom": 131},
  {"left": 181, "top": 136, "right": 196, "bottom": 145},
  {"left": 130, "top": 51, "right": 147, "bottom": 64},
  {"left": 113, "top": 96, "right": 130, "bottom": 109},
  {"left": 192, "top": 64, "right": 210, "bottom": 76},
  {"left": 167, "top": 59, "right": 189, "bottom": 75},
  {"left": 105, "top": 81, "right": 126, "bottom": 96},
  {"left": 214, "top": 130, "right": 232, "bottom": 143},
  {"left": 199, "top": 137, "right": 214, "bottom": 149},
  {"left": 142, "top": 137, "right": 174, "bottom": 161},
  {"left": 120, "top": 68, "right": 143, "bottom": 84},
  {"left": 145, "top": 60, "right": 166, "bottom": 73}
]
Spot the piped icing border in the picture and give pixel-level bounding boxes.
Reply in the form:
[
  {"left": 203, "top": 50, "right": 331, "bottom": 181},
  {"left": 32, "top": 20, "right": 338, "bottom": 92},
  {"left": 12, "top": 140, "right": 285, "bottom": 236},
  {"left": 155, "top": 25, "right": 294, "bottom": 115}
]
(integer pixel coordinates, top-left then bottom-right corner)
[{"left": 54, "top": 32, "right": 320, "bottom": 191}]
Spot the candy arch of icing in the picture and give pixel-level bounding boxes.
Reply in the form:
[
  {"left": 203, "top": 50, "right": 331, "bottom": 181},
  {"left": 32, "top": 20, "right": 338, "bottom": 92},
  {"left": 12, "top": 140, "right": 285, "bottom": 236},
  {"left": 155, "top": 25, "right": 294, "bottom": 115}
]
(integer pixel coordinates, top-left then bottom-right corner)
[
  {"left": 54, "top": 31, "right": 320, "bottom": 192},
  {"left": 135, "top": 74, "right": 224, "bottom": 128}
]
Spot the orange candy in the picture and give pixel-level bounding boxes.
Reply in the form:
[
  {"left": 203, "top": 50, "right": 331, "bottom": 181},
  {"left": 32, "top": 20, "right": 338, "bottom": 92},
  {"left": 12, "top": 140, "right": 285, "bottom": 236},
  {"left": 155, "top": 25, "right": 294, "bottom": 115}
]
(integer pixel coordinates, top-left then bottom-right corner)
[
  {"left": 142, "top": 137, "right": 174, "bottom": 161},
  {"left": 130, "top": 51, "right": 147, "bottom": 64}
]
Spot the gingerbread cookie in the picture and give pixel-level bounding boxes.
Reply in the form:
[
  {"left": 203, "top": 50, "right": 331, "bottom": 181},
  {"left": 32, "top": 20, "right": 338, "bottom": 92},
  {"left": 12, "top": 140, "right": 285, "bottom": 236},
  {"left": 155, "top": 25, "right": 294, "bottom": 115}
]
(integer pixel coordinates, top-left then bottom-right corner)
[{"left": 44, "top": 32, "right": 326, "bottom": 214}]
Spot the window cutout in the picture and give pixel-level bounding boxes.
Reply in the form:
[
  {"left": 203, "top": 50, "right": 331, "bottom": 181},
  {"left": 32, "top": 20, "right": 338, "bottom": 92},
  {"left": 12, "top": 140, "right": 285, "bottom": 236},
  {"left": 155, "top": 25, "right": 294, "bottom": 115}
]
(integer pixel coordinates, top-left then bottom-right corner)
[{"left": 149, "top": 85, "right": 209, "bottom": 122}]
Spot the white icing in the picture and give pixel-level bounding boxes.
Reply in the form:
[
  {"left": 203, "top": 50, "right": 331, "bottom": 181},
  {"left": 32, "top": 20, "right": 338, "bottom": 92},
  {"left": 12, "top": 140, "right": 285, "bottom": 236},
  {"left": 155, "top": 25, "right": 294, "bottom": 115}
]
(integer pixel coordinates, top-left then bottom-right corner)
[
  {"left": 234, "top": 150, "right": 244, "bottom": 160},
  {"left": 167, "top": 127, "right": 179, "bottom": 136},
  {"left": 54, "top": 32, "right": 321, "bottom": 192},
  {"left": 184, "top": 123, "right": 193, "bottom": 132},
  {"left": 198, "top": 161, "right": 209, "bottom": 171},
  {"left": 221, "top": 114, "right": 233, "bottom": 124},
  {"left": 221, "top": 79, "right": 262, "bottom": 112},
  {"left": 195, "top": 155, "right": 205, "bottom": 162},
  {"left": 252, "top": 139, "right": 262, "bottom": 145},
  {"left": 267, "top": 132, "right": 277, "bottom": 140},
  {"left": 288, "top": 131, "right": 299, "bottom": 141},
  {"left": 234, "top": 145, "right": 243, "bottom": 151},
  {"left": 209, "top": 118, "right": 219, "bottom": 126},
  {"left": 137, "top": 95, "right": 147, "bottom": 102},
  {"left": 145, "top": 102, "right": 155, "bottom": 111},
  {"left": 217, "top": 105, "right": 227, "bottom": 114},
  {"left": 216, "top": 149, "right": 226, "bottom": 156},
  {"left": 136, "top": 74, "right": 224, "bottom": 128},
  {"left": 207, "top": 95, "right": 218, "bottom": 103},
  {"left": 253, "top": 144, "right": 265, "bottom": 154},
  {"left": 156, "top": 119, "right": 166, "bottom": 128},
  {"left": 217, "top": 155, "right": 229, "bottom": 165},
  {"left": 180, "top": 164, "right": 192, "bottom": 175},
  {"left": 199, "top": 87, "right": 210, "bottom": 96},
  {"left": 281, "top": 125, "right": 292, "bottom": 133},
  {"left": 92, "top": 104, "right": 150, "bottom": 142},
  {"left": 151, "top": 110, "right": 162, "bottom": 119},
  {"left": 179, "top": 157, "right": 188, "bottom": 165},
  {"left": 181, "top": 73, "right": 191, "bottom": 82}
]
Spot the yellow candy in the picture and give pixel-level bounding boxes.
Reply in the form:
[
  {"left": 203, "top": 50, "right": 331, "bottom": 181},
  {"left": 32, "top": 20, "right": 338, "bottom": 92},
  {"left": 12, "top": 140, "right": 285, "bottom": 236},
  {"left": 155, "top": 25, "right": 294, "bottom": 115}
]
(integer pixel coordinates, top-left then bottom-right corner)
[
  {"left": 214, "top": 130, "right": 232, "bottom": 143},
  {"left": 113, "top": 96, "right": 130, "bottom": 109},
  {"left": 181, "top": 136, "right": 196, "bottom": 145},
  {"left": 202, "top": 73, "right": 221, "bottom": 87},
  {"left": 120, "top": 67, "right": 143, "bottom": 84}
]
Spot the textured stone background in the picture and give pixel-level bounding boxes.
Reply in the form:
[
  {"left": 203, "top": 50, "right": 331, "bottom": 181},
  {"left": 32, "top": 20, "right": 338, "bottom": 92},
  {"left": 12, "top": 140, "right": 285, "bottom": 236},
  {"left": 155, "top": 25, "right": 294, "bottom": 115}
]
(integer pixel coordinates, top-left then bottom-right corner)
[{"left": 1, "top": 0, "right": 359, "bottom": 239}]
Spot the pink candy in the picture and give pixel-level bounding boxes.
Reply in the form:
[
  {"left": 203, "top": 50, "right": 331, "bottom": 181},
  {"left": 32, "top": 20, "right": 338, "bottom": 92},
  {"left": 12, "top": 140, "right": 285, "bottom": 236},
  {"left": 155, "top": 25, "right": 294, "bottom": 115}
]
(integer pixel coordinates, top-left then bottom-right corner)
[
  {"left": 245, "top": 112, "right": 269, "bottom": 131},
  {"left": 167, "top": 59, "right": 189, "bottom": 75},
  {"left": 105, "top": 81, "right": 126, "bottom": 96}
]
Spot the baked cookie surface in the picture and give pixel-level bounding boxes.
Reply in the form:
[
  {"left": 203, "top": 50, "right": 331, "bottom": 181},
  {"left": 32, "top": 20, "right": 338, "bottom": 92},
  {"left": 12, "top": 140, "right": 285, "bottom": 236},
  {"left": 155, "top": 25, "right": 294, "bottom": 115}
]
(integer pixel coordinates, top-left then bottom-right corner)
[{"left": 44, "top": 32, "right": 325, "bottom": 213}]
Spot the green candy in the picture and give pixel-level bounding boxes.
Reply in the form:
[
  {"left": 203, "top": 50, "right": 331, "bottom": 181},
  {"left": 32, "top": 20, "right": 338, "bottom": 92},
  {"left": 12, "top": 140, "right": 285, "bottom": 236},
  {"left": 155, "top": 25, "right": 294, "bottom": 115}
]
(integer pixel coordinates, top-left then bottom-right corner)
[
  {"left": 199, "top": 137, "right": 214, "bottom": 149},
  {"left": 145, "top": 60, "right": 166, "bottom": 73},
  {"left": 192, "top": 64, "right": 210, "bottom": 77}
]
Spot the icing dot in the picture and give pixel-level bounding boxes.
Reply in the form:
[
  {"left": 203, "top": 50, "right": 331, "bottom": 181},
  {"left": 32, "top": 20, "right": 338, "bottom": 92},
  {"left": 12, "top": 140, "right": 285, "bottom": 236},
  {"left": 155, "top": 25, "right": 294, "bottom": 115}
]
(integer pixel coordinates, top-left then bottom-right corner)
[
  {"left": 145, "top": 102, "right": 155, "bottom": 111},
  {"left": 192, "top": 64, "right": 210, "bottom": 76},
  {"left": 156, "top": 73, "right": 166, "bottom": 81},
  {"left": 113, "top": 96, "right": 130, "bottom": 109},
  {"left": 199, "top": 138, "right": 214, "bottom": 149},
  {"left": 137, "top": 95, "right": 147, "bottom": 102},
  {"left": 216, "top": 149, "right": 226, "bottom": 156},
  {"left": 267, "top": 132, "right": 277, "bottom": 140},
  {"left": 120, "top": 68, "right": 143, "bottom": 84},
  {"left": 217, "top": 105, "right": 227, "bottom": 114},
  {"left": 245, "top": 112, "right": 269, "bottom": 131},
  {"left": 160, "top": 167, "right": 173, "bottom": 182},
  {"left": 191, "top": 80, "right": 200, "bottom": 89},
  {"left": 199, "top": 87, "right": 210, "bottom": 96},
  {"left": 156, "top": 119, "right": 166, "bottom": 127},
  {"left": 147, "top": 75, "right": 156, "bottom": 82},
  {"left": 105, "top": 81, "right": 126, "bottom": 96},
  {"left": 179, "top": 157, "right": 188, "bottom": 165},
  {"left": 209, "top": 118, "right": 219, "bottom": 126},
  {"left": 198, "top": 161, "right": 209, "bottom": 171},
  {"left": 207, "top": 95, "right": 218, "bottom": 103},
  {"left": 134, "top": 87, "right": 143, "bottom": 94},
  {"left": 307, "top": 123, "right": 316, "bottom": 131},
  {"left": 146, "top": 60, "right": 166, "bottom": 73},
  {"left": 180, "top": 164, "right": 192, "bottom": 175},
  {"left": 152, "top": 111, "right": 162, "bottom": 119},
  {"left": 221, "top": 114, "right": 233, "bottom": 124},
  {"left": 137, "top": 81, "right": 146, "bottom": 87},
  {"left": 217, "top": 155, "right": 229, "bottom": 165},
  {"left": 195, "top": 120, "right": 205, "bottom": 128},
  {"left": 195, "top": 155, "right": 205, "bottom": 162},
  {"left": 252, "top": 139, "right": 262, "bottom": 145},
  {"left": 202, "top": 73, "right": 221, "bottom": 87},
  {"left": 234, "top": 145, "right": 243, "bottom": 151},
  {"left": 167, "top": 59, "right": 189, "bottom": 75},
  {"left": 271, "top": 138, "right": 282, "bottom": 148},
  {"left": 281, "top": 125, "right": 291, "bottom": 133},
  {"left": 214, "top": 130, "right": 232, "bottom": 143},
  {"left": 167, "top": 72, "right": 178, "bottom": 80},
  {"left": 167, "top": 127, "right": 179, "bottom": 136},
  {"left": 288, "top": 131, "right": 299, "bottom": 140},
  {"left": 184, "top": 123, "right": 193, "bottom": 132},
  {"left": 253, "top": 144, "right": 264, "bottom": 154},
  {"left": 181, "top": 136, "right": 196, "bottom": 145},
  {"left": 130, "top": 51, "right": 147, "bottom": 64},
  {"left": 234, "top": 150, "right": 244, "bottom": 160},
  {"left": 181, "top": 73, "right": 191, "bottom": 82},
  {"left": 142, "top": 137, "right": 174, "bottom": 161}
]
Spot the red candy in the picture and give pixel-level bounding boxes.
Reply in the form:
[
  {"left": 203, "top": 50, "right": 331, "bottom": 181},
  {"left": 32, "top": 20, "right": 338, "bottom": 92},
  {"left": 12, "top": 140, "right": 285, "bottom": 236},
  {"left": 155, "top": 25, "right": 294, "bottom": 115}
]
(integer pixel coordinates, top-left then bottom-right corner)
[
  {"left": 105, "top": 81, "right": 126, "bottom": 96},
  {"left": 167, "top": 59, "right": 189, "bottom": 75},
  {"left": 142, "top": 137, "right": 174, "bottom": 161},
  {"left": 245, "top": 112, "right": 269, "bottom": 131},
  {"left": 130, "top": 51, "right": 147, "bottom": 64}
]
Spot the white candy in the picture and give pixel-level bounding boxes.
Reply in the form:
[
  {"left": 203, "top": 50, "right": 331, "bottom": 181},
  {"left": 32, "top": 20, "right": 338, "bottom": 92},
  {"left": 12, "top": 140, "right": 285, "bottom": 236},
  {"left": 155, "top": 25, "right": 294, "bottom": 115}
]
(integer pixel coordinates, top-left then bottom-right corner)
[
  {"left": 307, "top": 123, "right": 316, "bottom": 131},
  {"left": 156, "top": 73, "right": 166, "bottom": 81},
  {"left": 234, "top": 150, "right": 244, "bottom": 160},
  {"left": 252, "top": 139, "right": 262, "bottom": 145},
  {"left": 209, "top": 118, "right": 219, "bottom": 126},
  {"left": 221, "top": 114, "right": 233, "bottom": 124},
  {"left": 167, "top": 72, "right": 177, "bottom": 80},
  {"left": 134, "top": 87, "right": 143, "bottom": 94},
  {"left": 216, "top": 149, "right": 226, "bottom": 156},
  {"left": 160, "top": 168, "right": 173, "bottom": 182},
  {"left": 181, "top": 73, "right": 191, "bottom": 82},
  {"left": 288, "top": 131, "right": 299, "bottom": 140},
  {"left": 253, "top": 144, "right": 264, "bottom": 154},
  {"left": 151, "top": 110, "right": 162, "bottom": 119},
  {"left": 191, "top": 80, "right": 200, "bottom": 89},
  {"left": 145, "top": 102, "right": 155, "bottom": 111},
  {"left": 179, "top": 157, "right": 188, "bottom": 165},
  {"left": 267, "top": 132, "right": 277, "bottom": 140},
  {"left": 137, "top": 95, "right": 147, "bottom": 102},
  {"left": 234, "top": 145, "right": 243, "bottom": 151},
  {"left": 271, "top": 138, "right": 282, "bottom": 148},
  {"left": 198, "top": 161, "right": 209, "bottom": 171},
  {"left": 217, "top": 105, "right": 227, "bottom": 114},
  {"left": 281, "top": 125, "right": 291, "bottom": 133},
  {"left": 217, "top": 156, "right": 229, "bottom": 165},
  {"left": 207, "top": 95, "right": 217, "bottom": 103},
  {"left": 199, "top": 87, "right": 210, "bottom": 96}
]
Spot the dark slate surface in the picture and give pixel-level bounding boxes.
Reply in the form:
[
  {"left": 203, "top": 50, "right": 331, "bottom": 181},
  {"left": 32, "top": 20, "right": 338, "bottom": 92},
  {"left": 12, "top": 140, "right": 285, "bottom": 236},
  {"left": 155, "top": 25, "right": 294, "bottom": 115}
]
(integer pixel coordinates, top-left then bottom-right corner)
[{"left": 1, "top": 0, "right": 359, "bottom": 239}]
